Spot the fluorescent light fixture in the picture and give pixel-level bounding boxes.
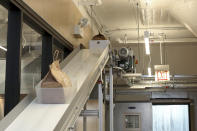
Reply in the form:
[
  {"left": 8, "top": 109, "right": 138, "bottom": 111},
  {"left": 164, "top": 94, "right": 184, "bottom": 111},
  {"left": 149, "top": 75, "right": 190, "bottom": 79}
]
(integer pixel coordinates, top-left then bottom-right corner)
[
  {"left": 0, "top": 45, "right": 7, "bottom": 52},
  {"left": 144, "top": 37, "right": 150, "bottom": 55},
  {"left": 148, "top": 67, "right": 151, "bottom": 76},
  {"left": 144, "top": 31, "right": 150, "bottom": 55}
]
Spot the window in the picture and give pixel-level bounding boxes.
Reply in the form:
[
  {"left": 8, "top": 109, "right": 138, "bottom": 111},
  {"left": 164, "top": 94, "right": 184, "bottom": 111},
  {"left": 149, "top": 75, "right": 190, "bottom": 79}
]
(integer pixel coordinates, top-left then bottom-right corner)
[
  {"left": 0, "top": 4, "right": 7, "bottom": 119},
  {"left": 21, "top": 23, "right": 42, "bottom": 94},
  {"left": 124, "top": 113, "right": 141, "bottom": 131},
  {"left": 153, "top": 105, "right": 189, "bottom": 131}
]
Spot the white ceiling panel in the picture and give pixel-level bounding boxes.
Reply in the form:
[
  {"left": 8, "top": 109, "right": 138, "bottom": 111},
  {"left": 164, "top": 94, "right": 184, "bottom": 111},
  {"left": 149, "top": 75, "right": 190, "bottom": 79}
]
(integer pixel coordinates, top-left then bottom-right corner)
[{"left": 88, "top": 0, "right": 197, "bottom": 43}]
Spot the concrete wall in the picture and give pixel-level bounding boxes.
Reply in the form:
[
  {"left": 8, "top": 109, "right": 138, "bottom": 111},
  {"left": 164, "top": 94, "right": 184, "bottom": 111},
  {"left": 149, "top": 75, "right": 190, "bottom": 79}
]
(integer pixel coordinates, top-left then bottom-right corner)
[{"left": 23, "top": 0, "right": 93, "bottom": 48}]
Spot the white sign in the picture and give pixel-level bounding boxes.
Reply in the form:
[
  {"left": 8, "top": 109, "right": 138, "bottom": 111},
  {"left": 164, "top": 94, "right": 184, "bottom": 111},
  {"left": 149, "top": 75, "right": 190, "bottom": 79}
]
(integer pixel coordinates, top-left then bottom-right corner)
[{"left": 155, "top": 65, "right": 170, "bottom": 82}]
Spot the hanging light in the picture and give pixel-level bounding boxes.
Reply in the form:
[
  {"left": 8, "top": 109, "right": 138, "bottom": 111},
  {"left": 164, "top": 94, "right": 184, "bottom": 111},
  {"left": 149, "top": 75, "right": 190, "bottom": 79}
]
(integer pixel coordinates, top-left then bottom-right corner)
[
  {"left": 148, "top": 67, "right": 151, "bottom": 76},
  {"left": 144, "top": 31, "right": 150, "bottom": 55}
]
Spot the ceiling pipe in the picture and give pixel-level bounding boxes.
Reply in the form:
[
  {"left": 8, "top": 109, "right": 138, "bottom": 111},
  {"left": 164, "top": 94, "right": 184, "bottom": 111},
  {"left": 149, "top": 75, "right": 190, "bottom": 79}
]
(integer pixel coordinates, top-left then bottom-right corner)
[
  {"left": 107, "top": 26, "right": 186, "bottom": 32},
  {"left": 117, "top": 37, "right": 197, "bottom": 44},
  {"left": 116, "top": 83, "right": 197, "bottom": 89},
  {"left": 114, "top": 82, "right": 197, "bottom": 89}
]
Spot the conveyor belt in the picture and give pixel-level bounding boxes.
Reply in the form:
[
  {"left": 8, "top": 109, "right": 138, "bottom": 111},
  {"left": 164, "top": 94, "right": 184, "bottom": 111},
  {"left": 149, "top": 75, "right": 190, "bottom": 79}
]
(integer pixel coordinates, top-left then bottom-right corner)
[{"left": 0, "top": 46, "right": 109, "bottom": 131}]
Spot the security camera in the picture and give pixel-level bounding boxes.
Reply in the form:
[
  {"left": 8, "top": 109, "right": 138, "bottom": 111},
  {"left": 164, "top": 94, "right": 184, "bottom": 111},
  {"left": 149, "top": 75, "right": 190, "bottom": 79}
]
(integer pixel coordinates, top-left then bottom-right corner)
[{"left": 78, "top": 18, "right": 88, "bottom": 28}]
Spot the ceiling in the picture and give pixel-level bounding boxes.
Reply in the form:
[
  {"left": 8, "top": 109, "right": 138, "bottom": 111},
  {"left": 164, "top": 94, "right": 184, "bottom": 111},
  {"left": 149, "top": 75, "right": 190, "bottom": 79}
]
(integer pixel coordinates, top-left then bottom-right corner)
[
  {"left": 0, "top": 0, "right": 197, "bottom": 78},
  {"left": 88, "top": 0, "right": 197, "bottom": 44},
  {"left": 77, "top": 0, "right": 197, "bottom": 75},
  {"left": 1, "top": 0, "right": 197, "bottom": 46}
]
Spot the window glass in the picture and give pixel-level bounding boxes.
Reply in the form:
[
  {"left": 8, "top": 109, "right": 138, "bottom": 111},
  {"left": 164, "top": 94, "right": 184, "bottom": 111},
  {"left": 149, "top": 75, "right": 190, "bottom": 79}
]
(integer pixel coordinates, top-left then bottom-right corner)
[
  {"left": 0, "top": 5, "right": 8, "bottom": 119},
  {"left": 21, "top": 23, "right": 42, "bottom": 94},
  {"left": 153, "top": 105, "right": 189, "bottom": 131},
  {"left": 125, "top": 114, "right": 140, "bottom": 129}
]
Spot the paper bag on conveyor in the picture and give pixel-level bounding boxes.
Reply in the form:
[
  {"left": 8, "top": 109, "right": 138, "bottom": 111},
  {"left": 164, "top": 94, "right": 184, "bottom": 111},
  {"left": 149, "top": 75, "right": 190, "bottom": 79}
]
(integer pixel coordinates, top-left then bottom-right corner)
[
  {"left": 41, "top": 71, "right": 62, "bottom": 88},
  {"left": 41, "top": 50, "right": 72, "bottom": 88}
]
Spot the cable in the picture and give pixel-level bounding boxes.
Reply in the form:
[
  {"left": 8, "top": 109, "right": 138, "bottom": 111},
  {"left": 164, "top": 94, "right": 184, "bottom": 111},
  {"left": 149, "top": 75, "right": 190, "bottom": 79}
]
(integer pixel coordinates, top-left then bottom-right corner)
[
  {"left": 160, "top": 41, "right": 162, "bottom": 64},
  {"left": 83, "top": 5, "right": 101, "bottom": 34},
  {"left": 149, "top": 55, "right": 152, "bottom": 67},
  {"left": 22, "top": 31, "right": 27, "bottom": 48},
  {"left": 128, "top": 0, "right": 138, "bottom": 25},
  {"left": 89, "top": 5, "right": 103, "bottom": 34},
  {"left": 142, "top": 41, "right": 145, "bottom": 75},
  {"left": 124, "top": 34, "right": 127, "bottom": 44},
  {"left": 146, "top": 1, "right": 152, "bottom": 75},
  {"left": 137, "top": 3, "right": 141, "bottom": 70},
  {"left": 90, "top": 5, "right": 94, "bottom": 33}
]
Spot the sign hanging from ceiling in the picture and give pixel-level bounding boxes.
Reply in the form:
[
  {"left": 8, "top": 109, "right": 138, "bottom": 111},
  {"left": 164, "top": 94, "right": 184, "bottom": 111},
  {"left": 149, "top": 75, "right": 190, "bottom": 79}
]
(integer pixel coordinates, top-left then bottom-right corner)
[{"left": 154, "top": 65, "right": 170, "bottom": 82}]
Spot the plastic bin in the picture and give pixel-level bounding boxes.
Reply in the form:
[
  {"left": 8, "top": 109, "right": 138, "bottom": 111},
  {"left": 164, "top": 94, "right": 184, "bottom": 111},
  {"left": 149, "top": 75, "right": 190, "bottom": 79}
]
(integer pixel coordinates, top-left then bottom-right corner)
[
  {"left": 35, "top": 79, "right": 77, "bottom": 104},
  {"left": 36, "top": 87, "right": 69, "bottom": 104}
]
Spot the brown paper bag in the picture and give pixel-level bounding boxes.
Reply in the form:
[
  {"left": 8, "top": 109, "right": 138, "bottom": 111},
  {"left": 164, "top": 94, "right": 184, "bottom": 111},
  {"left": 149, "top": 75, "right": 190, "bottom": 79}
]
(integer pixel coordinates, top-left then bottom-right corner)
[
  {"left": 41, "top": 50, "right": 72, "bottom": 88},
  {"left": 50, "top": 60, "right": 72, "bottom": 87},
  {"left": 41, "top": 71, "right": 62, "bottom": 88}
]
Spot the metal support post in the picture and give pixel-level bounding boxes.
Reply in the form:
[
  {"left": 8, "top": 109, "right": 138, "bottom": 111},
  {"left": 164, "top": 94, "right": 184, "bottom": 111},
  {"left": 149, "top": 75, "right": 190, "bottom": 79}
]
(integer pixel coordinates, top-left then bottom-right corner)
[
  {"left": 41, "top": 33, "right": 53, "bottom": 79},
  {"left": 80, "top": 110, "right": 99, "bottom": 117},
  {"left": 109, "top": 67, "right": 113, "bottom": 131},
  {"left": 4, "top": 4, "right": 23, "bottom": 115},
  {"left": 98, "top": 82, "right": 103, "bottom": 131},
  {"left": 83, "top": 103, "right": 87, "bottom": 131}
]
